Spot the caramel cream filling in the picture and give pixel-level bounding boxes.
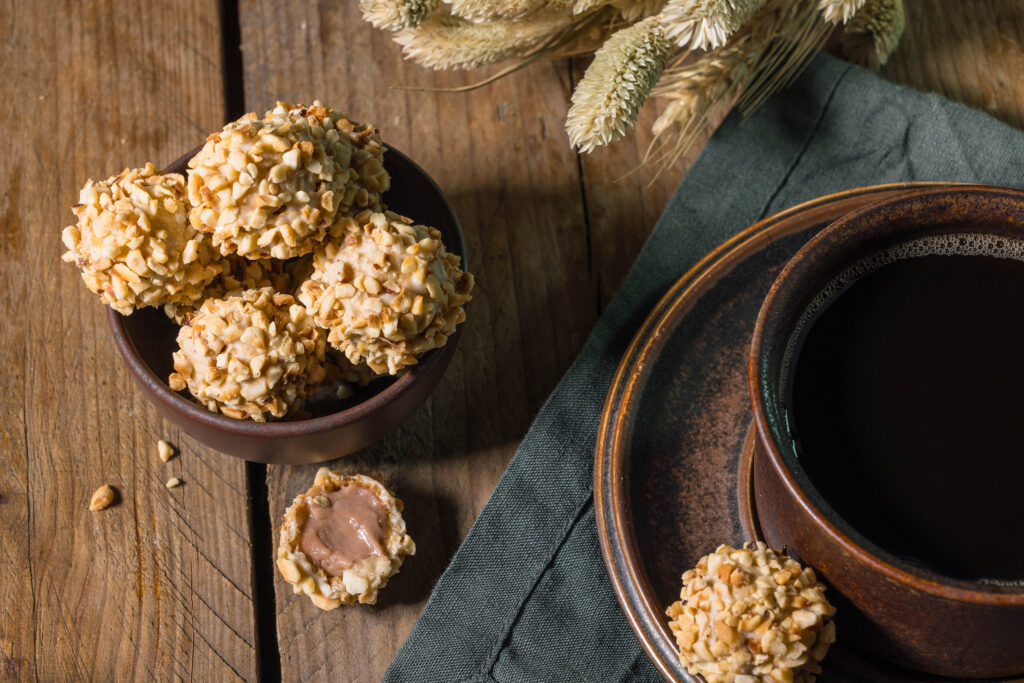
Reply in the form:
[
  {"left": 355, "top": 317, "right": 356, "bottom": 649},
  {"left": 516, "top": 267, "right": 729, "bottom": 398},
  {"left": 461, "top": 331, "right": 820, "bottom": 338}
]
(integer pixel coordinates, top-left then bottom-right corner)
[{"left": 299, "top": 484, "right": 388, "bottom": 577}]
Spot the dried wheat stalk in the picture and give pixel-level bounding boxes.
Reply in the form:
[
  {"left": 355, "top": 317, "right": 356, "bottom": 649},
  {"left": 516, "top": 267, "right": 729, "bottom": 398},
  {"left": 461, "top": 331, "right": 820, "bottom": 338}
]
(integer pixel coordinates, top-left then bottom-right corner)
[
  {"left": 361, "top": 0, "right": 903, "bottom": 167},
  {"left": 447, "top": 0, "right": 572, "bottom": 21},
  {"left": 839, "top": 0, "right": 904, "bottom": 69},
  {"left": 361, "top": 0, "right": 440, "bottom": 30},
  {"left": 394, "top": 10, "right": 575, "bottom": 69},
  {"left": 818, "top": 0, "right": 865, "bottom": 24},
  {"left": 647, "top": 0, "right": 829, "bottom": 170},
  {"left": 660, "top": 0, "right": 766, "bottom": 50},
  {"left": 567, "top": 17, "right": 674, "bottom": 151}
]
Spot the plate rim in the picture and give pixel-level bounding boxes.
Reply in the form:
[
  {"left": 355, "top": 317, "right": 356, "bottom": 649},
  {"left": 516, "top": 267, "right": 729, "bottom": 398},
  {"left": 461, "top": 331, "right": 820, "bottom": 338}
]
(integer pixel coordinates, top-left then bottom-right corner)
[{"left": 594, "top": 182, "right": 959, "bottom": 682}]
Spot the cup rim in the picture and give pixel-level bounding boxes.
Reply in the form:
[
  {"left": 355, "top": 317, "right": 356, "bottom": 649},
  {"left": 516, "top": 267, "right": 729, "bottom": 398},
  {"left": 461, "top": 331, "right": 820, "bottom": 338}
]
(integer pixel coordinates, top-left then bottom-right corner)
[
  {"left": 107, "top": 143, "right": 467, "bottom": 440},
  {"left": 749, "top": 184, "right": 1024, "bottom": 604}
]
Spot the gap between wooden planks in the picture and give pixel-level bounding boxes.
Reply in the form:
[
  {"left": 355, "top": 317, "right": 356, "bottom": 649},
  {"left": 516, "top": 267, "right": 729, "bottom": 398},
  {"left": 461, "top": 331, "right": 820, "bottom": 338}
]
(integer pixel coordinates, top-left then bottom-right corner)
[
  {"left": 3, "top": 0, "right": 1024, "bottom": 681},
  {"left": 237, "top": 1, "right": 1024, "bottom": 682},
  {"left": 0, "top": 0, "right": 257, "bottom": 680}
]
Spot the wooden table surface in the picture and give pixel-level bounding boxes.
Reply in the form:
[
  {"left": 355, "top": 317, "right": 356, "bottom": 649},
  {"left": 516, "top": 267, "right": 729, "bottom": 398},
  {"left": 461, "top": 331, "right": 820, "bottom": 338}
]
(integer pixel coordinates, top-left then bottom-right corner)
[{"left": 2, "top": 1, "right": 1023, "bottom": 680}]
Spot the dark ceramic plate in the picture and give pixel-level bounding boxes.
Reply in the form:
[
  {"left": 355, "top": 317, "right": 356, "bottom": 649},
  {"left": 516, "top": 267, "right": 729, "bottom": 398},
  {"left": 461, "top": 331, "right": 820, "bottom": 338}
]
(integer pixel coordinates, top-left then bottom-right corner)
[
  {"left": 108, "top": 145, "right": 466, "bottom": 464},
  {"left": 591, "top": 183, "right": 1012, "bottom": 682}
]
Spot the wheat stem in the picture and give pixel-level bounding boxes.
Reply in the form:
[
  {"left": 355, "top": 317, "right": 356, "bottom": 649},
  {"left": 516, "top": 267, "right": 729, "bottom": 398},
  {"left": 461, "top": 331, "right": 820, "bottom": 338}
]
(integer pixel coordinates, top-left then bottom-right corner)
[{"left": 651, "top": 0, "right": 827, "bottom": 170}]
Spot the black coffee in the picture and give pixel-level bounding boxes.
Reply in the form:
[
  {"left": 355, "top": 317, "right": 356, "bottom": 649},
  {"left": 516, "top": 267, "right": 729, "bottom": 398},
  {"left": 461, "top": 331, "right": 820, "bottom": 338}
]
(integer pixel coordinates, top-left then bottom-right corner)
[{"left": 787, "top": 236, "right": 1024, "bottom": 582}]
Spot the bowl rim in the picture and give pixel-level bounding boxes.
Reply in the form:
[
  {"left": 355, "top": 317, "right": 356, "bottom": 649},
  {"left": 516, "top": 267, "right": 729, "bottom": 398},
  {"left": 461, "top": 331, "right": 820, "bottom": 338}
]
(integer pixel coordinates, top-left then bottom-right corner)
[
  {"left": 748, "top": 184, "right": 1024, "bottom": 605},
  {"left": 108, "top": 143, "right": 468, "bottom": 439}
]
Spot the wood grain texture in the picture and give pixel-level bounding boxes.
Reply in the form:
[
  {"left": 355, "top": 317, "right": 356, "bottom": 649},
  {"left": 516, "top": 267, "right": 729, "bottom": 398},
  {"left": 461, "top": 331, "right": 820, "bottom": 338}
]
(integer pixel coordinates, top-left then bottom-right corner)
[
  {"left": 884, "top": 0, "right": 1024, "bottom": 130},
  {"left": 236, "top": 1, "right": 1024, "bottom": 681},
  {"left": 4, "top": 1, "right": 1024, "bottom": 682},
  {"left": 238, "top": 1, "right": 603, "bottom": 680},
  {"left": 0, "top": 1, "right": 257, "bottom": 680}
]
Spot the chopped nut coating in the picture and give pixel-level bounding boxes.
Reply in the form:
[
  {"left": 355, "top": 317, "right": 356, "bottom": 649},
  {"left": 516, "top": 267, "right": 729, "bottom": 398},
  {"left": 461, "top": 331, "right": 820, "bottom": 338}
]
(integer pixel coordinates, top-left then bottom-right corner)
[
  {"left": 163, "top": 254, "right": 310, "bottom": 325},
  {"left": 277, "top": 468, "right": 415, "bottom": 608},
  {"left": 166, "top": 477, "right": 182, "bottom": 489},
  {"left": 666, "top": 542, "right": 836, "bottom": 683},
  {"left": 299, "top": 210, "right": 474, "bottom": 375},
  {"left": 89, "top": 485, "right": 115, "bottom": 511},
  {"left": 61, "top": 164, "right": 221, "bottom": 314},
  {"left": 187, "top": 102, "right": 389, "bottom": 260},
  {"left": 169, "top": 287, "right": 327, "bottom": 422}
]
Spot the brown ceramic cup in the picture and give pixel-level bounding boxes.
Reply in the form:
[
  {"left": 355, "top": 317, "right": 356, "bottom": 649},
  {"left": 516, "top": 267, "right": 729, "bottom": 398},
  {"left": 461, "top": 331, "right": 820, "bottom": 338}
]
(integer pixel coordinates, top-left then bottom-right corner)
[
  {"left": 749, "top": 186, "right": 1024, "bottom": 678},
  {"left": 108, "top": 145, "right": 467, "bottom": 465}
]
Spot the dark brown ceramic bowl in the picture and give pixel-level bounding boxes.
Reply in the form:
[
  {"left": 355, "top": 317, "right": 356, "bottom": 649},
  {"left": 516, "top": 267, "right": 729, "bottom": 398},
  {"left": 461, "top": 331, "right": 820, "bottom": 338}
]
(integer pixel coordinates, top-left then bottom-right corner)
[
  {"left": 108, "top": 145, "right": 467, "bottom": 465},
  {"left": 750, "top": 186, "right": 1024, "bottom": 677}
]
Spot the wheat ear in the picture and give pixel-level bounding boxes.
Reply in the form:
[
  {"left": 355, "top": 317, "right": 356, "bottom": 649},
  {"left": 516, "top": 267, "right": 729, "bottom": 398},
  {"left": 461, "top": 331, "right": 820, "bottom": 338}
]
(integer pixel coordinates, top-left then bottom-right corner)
[
  {"left": 566, "top": 17, "right": 674, "bottom": 152},
  {"left": 447, "top": 0, "right": 572, "bottom": 21},
  {"left": 649, "top": 0, "right": 828, "bottom": 172},
  {"left": 839, "top": 0, "right": 904, "bottom": 69},
  {"left": 394, "top": 11, "right": 572, "bottom": 69},
  {"left": 360, "top": 0, "right": 439, "bottom": 30},
  {"left": 659, "top": 0, "right": 766, "bottom": 50},
  {"left": 818, "top": 0, "right": 865, "bottom": 24}
]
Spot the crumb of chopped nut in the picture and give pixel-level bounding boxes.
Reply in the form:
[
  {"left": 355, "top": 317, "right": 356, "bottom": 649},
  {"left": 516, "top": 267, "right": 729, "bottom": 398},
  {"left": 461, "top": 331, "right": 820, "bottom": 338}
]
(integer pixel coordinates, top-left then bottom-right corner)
[
  {"left": 186, "top": 101, "right": 389, "bottom": 260},
  {"left": 157, "top": 439, "right": 175, "bottom": 462},
  {"left": 166, "top": 477, "right": 182, "bottom": 489},
  {"left": 89, "top": 484, "right": 116, "bottom": 511},
  {"left": 666, "top": 542, "right": 836, "bottom": 683},
  {"left": 61, "top": 164, "right": 221, "bottom": 315},
  {"left": 299, "top": 210, "right": 474, "bottom": 375},
  {"left": 269, "top": 101, "right": 390, "bottom": 212},
  {"left": 168, "top": 287, "right": 326, "bottom": 422},
  {"left": 277, "top": 468, "right": 415, "bottom": 609}
]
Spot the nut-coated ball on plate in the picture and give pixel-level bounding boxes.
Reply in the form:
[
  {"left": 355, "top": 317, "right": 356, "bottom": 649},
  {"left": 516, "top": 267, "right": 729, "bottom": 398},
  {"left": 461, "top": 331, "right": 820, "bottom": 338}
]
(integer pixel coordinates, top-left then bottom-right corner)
[
  {"left": 665, "top": 542, "right": 836, "bottom": 683},
  {"left": 168, "top": 287, "right": 326, "bottom": 421},
  {"left": 298, "top": 210, "right": 474, "bottom": 375},
  {"left": 61, "top": 164, "right": 221, "bottom": 315}
]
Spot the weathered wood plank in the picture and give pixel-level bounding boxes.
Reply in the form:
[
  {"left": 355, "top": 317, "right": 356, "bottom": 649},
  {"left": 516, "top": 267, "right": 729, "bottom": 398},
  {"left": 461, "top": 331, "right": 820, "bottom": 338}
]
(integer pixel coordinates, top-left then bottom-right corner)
[
  {"left": 884, "top": 0, "right": 1024, "bottom": 131},
  {"left": 0, "top": 1, "right": 257, "bottom": 679},
  {"left": 238, "top": 1, "right": 1024, "bottom": 681},
  {"left": 239, "top": 1, "right": 596, "bottom": 680}
]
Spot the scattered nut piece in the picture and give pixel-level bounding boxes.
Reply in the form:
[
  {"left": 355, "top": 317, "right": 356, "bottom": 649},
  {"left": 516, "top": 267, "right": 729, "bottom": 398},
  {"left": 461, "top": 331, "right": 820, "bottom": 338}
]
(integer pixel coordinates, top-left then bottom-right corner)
[
  {"left": 666, "top": 541, "right": 836, "bottom": 683},
  {"left": 166, "top": 477, "right": 182, "bottom": 489},
  {"left": 277, "top": 468, "right": 415, "bottom": 608},
  {"left": 89, "top": 485, "right": 115, "bottom": 511},
  {"left": 299, "top": 210, "right": 474, "bottom": 375},
  {"left": 157, "top": 440, "right": 175, "bottom": 462}
]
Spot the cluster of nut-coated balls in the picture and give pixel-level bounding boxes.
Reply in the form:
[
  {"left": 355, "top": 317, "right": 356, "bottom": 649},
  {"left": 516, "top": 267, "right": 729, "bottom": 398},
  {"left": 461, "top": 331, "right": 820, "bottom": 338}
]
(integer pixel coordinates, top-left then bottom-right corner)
[
  {"left": 62, "top": 102, "right": 473, "bottom": 422},
  {"left": 666, "top": 542, "right": 836, "bottom": 683}
]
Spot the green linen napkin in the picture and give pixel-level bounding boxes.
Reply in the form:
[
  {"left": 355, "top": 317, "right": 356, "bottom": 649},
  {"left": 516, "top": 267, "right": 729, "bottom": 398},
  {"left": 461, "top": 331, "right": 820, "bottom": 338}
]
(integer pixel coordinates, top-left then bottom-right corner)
[{"left": 385, "top": 52, "right": 1024, "bottom": 682}]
